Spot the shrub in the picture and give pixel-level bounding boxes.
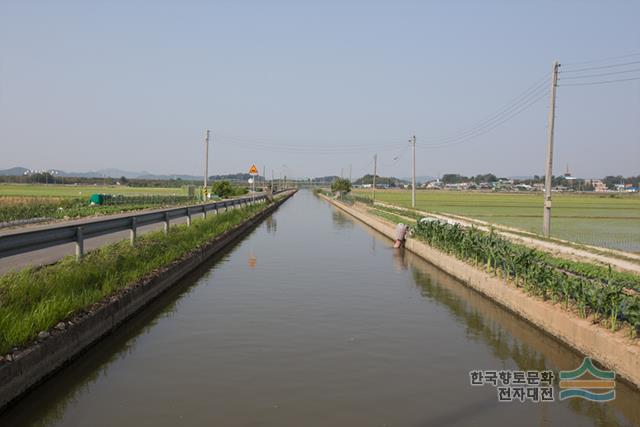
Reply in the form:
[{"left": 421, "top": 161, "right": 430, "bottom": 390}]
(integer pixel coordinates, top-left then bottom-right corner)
[{"left": 331, "top": 178, "right": 352, "bottom": 194}]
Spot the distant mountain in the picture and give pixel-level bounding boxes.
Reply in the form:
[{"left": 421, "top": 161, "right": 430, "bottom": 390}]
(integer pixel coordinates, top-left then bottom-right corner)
[
  {"left": 0, "top": 167, "right": 28, "bottom": 176},
  {"left": 0, "top": 166, "right": 202, "bottom": 180},
  {"left": 59, "top": 168, "right": 153, "bottom": 178}
]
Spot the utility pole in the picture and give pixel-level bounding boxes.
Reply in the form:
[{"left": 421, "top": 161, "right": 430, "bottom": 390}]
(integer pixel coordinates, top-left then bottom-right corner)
[
  {"left": 543, "top": 61, "right": 560, "bottom": 238},
  {"left": 204, "top": 129, "right": 210, "bottom": 198},
  {"left": 349, "top": 164, "right": 352, "bottom": 182},
  {"left": 372, "top": 154, "right": 377, "bottom": 203},
  {"left": 341, "top": 168, "right": 343, "bottom": 179},
  {"left": 262, "top": 165, "right": 266, "bottom": 188},
  {"left": 411, "top": 134, "right": 417, "bottom": 208}
]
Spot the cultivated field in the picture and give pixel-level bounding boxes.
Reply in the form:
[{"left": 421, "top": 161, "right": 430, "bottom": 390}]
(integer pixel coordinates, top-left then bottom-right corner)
[
  {"left": 354, "top": 189, "right": 640, "bottom": 253},
  {"left": 0, "top": 184, "right": 191, "bottom": 224},
  {"left": 0, "top": 183, "right": 187, "bottom": 198}
]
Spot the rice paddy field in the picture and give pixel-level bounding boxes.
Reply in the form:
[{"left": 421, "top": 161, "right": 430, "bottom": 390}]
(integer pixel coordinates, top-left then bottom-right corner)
[
  {"left": 354, "top": 189, "right": 640, "bottom": 253},
  {"left": 0, "top": 183, "right": 187, "bottom": 198}
]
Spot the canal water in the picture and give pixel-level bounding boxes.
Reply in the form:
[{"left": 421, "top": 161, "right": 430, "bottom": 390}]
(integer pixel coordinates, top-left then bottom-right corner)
[{"left": 2, "top": 190, "right": 639, "bottom": 426}]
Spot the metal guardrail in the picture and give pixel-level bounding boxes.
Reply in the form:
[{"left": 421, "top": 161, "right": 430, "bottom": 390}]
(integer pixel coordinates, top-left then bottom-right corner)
[{"left": 0, "top": 190, "right": 289, "bottom": 261}]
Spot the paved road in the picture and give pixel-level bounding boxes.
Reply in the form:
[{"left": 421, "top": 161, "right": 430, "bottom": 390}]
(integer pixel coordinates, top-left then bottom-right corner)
[{"left": 0, "top": 207, "right": 227, "bottom": 275}]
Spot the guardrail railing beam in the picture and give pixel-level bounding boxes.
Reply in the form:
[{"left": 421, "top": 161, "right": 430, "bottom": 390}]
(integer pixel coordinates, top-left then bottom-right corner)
[{"left": 0, "top": 191, "right": 287, "bottom": 262}]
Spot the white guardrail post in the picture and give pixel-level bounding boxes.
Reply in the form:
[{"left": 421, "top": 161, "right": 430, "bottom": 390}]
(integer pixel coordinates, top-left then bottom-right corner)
[
  {"left": 75, "top": 226, "right": 84, "bottom": 261},
  {"left": 163, "top": 212, "right": 170, "bottom": 235},
  {"left": 130, "top": 217, "right": 137, "bottom": 246}
]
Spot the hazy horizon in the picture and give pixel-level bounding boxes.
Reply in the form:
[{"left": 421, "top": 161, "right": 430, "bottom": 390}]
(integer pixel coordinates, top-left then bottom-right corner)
[{"left": 1, "top": 1, "right": 638, "bottom": 179}]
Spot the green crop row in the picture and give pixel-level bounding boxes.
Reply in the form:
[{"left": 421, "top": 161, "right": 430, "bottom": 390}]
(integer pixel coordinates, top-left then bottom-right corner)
[{"left": 412, "top": 218, "right": 640, "bottom": 335}]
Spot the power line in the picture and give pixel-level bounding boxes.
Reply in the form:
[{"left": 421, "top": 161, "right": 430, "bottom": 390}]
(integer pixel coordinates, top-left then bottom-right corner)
[
  {"left": 560, "top": 60, "right": 640, "bottom": 73},
  {"left": 418, "top": 87, "right": 549, "bottom": 147},
  {"left": 416, "top": 90, "right": 549, "bottom": 149},
  {"left": 558, "top": 76, "right": 640, "bottom": 87},
  {"left": 216, "top": 133, "right": 407, "bottom": 150},
  {"left": 215, "top": 136, "right": 406, "bottom": 154},
  {"left": 562, "top": 52, "right": 640, "bottom": 66},
  {"left": 558, "top": 68, "right": 640, "bottom": 80},
  {"left": 418, "top": 75, "right": 549, "bottom": 146}
]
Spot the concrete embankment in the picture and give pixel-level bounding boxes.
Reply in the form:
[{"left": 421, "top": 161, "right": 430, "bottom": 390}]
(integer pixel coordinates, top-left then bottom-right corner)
[
  {"left": 319, "top": 193, "right": 640, "bottom": 389},
  {"left": 0, "top": 191, "right": 295, "bottom": 411}
]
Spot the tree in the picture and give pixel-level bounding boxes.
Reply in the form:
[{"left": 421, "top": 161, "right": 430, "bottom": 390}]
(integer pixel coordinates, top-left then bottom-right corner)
[
  {"left": 442, "top": 174, "right": 468, "bottom": 184},
  {"left": 210, "top": 180, "right": 235, "bottom": 198},
  {"left": 472, "top": 173, "right": 497, "bottom": 184},
  {"left": 331, "top": 178, "right": 352, "bottom": 194}
]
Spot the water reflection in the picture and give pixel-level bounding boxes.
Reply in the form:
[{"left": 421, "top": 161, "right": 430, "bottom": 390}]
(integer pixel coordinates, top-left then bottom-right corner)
[
  {"left": 392, "top": 247, "right": 408, "bottom": 272},
  {"left": 331, "top": 210, "right": 354, "bottom": 230},
  {"left": 265, "top": 216, "right": 277, "bottom": 233},
  {"left": 403, "top": 248, "right": 639, "bottom": 427}
]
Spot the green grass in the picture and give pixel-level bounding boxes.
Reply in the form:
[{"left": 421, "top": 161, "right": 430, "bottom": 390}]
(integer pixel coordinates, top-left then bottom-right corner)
[
  {"left": 0, "top": 183, "right": 187, "bottom": 198},
  {"left": 367, "top": 208, "right": 408, "bottom": 225},
  {"left": 355, "top": 190, "right": 640, "bottom": 253},
  {"left": 0, "top": 201, "right": 270, "bottom": 354}
]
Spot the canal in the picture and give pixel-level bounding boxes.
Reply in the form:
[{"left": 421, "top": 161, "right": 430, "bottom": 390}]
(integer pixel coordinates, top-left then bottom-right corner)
[{"left": 2, "top": 190, "right": 639, "bottom": 426}]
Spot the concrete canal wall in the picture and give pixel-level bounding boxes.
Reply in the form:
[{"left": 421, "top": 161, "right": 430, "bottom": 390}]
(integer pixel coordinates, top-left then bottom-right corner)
[
  {"left": 319, "top": 193, "right": 640, "bottom": 389},
  {"left": 0, "top": 191, "right": 296, "bottom": 411}
]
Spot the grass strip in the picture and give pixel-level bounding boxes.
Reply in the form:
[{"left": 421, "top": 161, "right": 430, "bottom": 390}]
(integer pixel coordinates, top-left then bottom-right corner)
[
  {"left": 0, "top": 201, "right": 271, "bottom": 355},
  {"left": 368, "top": 208, "right": 411, "bottom": 225}
]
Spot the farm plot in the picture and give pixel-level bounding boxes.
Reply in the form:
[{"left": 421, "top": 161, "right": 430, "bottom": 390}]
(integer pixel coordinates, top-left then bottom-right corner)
[
  {"left": 0, "top": 184, "right": 191, "bottom": 224},
  {"left": 355, "top": 190, "right": 640, "bottom": 253}
]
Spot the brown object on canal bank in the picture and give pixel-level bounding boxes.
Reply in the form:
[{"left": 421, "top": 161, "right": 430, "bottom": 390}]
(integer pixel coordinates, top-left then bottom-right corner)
[{"left": 393, "top": 223, "right": 408, "bottom": 248}]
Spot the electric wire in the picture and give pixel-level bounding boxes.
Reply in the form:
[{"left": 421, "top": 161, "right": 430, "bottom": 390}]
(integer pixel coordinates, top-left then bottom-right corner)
[
  {"left": 558, "top": 76, "right": 640, "bottom": 87},
  {"left": 562, "top": 52, "right": 640, "bottom": 66},
  {"left": 418, "top": 74, "right": 550, "bottom": 146},
  {"left": 558, "top": 68, "right": 640, "bottom": 80},
  {"left": 559, "top": 61, "right": 640, "bottom": 73},
  {"left": 416, "top": 89, "right": 549, "bottom": 149}
]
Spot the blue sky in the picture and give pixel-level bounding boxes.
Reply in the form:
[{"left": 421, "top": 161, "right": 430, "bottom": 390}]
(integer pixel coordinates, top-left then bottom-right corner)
[{"left": 1, "top": 1, "right": 638, "bottom": 179}]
